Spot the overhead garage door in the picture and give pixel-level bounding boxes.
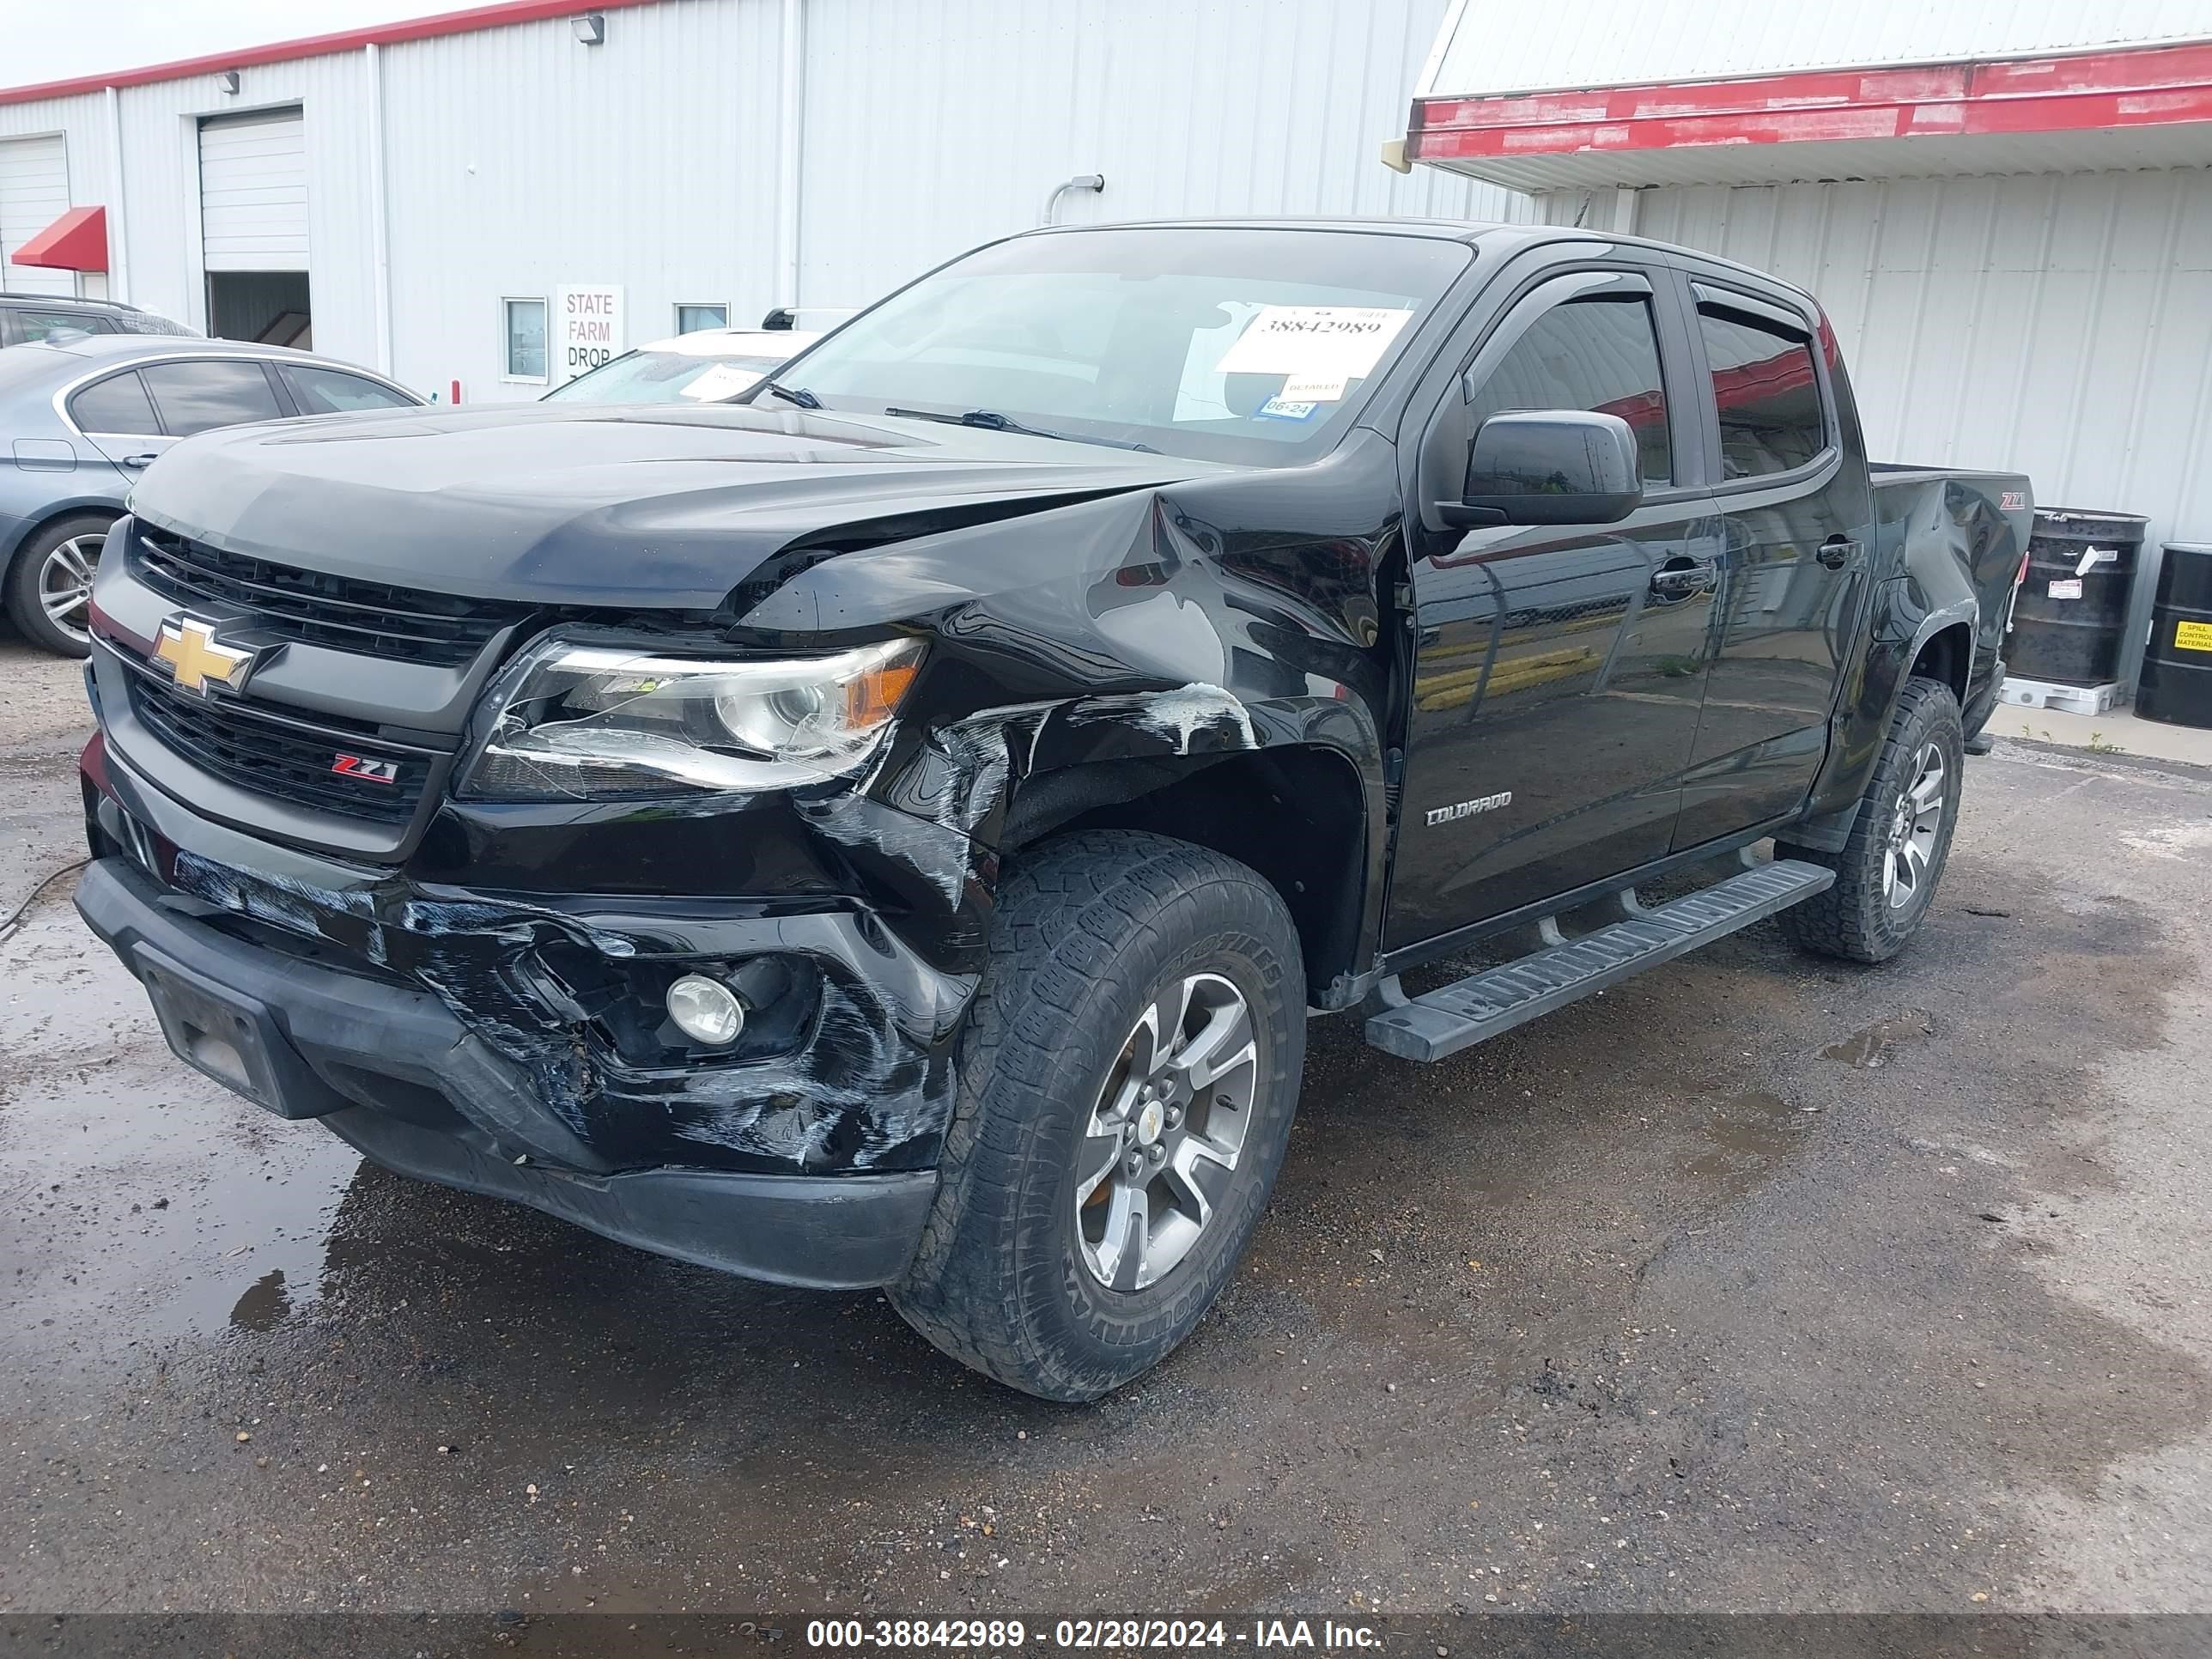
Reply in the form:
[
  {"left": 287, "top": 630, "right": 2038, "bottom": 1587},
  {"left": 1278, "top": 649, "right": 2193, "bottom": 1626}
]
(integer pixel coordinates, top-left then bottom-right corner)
[
  {"left": 1, "top": 134, "right": 73, "bottom": 296},
  {"left": 199, "top": 109, "right": 307, "bottom": 272}
]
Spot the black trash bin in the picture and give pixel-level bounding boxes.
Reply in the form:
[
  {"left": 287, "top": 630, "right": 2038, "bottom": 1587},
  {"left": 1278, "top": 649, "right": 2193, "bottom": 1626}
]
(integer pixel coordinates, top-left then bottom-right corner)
[
  {"left": 2136, "top": 543, "right": 2212, "bottom": 730},
  {"left": 2007, "top": 507, "right": 2148, "bottom": 687}
]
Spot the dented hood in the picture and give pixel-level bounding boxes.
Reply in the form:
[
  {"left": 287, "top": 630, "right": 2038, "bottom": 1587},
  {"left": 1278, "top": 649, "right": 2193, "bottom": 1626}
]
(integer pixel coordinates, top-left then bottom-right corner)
[{"left": 129, "top": 401, "right": 1215, "bottom": 610}]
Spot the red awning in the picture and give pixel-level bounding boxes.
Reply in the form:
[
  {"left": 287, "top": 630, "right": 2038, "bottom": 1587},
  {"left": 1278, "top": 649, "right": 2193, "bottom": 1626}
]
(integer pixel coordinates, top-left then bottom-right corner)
[
  {"left": 1407, "top": 40, "right": 2212, "bottom": 190},
  {"left": 12, "top": 205, "right": 107, "bottom": 272}
]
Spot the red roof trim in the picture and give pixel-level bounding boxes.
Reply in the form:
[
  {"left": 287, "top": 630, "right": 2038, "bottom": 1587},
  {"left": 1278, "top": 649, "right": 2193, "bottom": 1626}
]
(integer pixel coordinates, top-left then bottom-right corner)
[
  {"left": 11, "top": 204, "right": 108, "bottom": 270},
  {"left": 0, "top": 0, "right": 665, "bottom": 106},
  {"left": 1408, "top": 39, "right": 2212, "bottom": 164}
]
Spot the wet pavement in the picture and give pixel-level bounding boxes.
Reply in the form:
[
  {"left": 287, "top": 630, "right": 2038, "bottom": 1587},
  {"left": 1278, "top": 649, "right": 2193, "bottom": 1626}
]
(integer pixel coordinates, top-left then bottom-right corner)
[{"left": 5, "top": 633, "right": 2212, "bottom": 1622}]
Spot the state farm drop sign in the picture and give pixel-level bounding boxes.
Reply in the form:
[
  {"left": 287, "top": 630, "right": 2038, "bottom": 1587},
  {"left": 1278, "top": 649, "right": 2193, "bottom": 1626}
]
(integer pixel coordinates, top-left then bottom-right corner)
[{"left": 556, "top": 285, "right": 625, "bottom": 381}]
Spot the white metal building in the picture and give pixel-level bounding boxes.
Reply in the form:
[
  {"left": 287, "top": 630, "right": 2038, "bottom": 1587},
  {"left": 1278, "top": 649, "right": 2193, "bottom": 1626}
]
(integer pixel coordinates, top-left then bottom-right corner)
[
  {"left": 0, "top": 0, "right": 1523, "bottom": 400},
  {"left": 9, "top": 0, "right": 2209, "bottom": 686},
  {"left": 1402, "top": 0, "right": 2212, "bottom": 689}
]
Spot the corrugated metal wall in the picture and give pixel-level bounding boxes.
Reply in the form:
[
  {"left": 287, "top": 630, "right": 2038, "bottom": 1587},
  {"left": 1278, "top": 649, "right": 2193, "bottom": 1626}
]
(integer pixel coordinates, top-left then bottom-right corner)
[
  {"left": 3, "top": 0, "right": 2199, "bottom": 694},
  {"left": 799, "top": 0, "right": 1529, "bottom": 304},
  {"left": 1542, "top": 169, "right": 2212, "bottom": 688},
  {"left": 1427, "top": 0, "right": 2212, "bottom": 97},
  {"left": 377, "top": 2, "right": 786, "bottom": 396},
  {"left": 1, "top": 0, "right": 1525, "bottom": 400}
]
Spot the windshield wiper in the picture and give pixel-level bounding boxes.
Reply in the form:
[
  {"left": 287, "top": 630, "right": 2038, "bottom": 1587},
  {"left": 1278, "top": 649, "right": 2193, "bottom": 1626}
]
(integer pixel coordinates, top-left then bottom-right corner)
[
  {"left": 883, "top": 406, "right": 1158, "bottom": 453},
  {"left": 762, "top": 380, "right": 821, "bottom": 410}
]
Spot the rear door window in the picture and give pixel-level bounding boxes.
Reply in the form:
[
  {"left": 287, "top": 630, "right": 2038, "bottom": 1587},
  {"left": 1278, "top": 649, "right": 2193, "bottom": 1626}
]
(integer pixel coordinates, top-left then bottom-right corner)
[
  {"left": 16, "top": 308, "right": 118, "bottom": 342},
  {"left": 68, "top": 370, "right": 161, "bottom": 436},
  {"left": 1695, "top": 305, "right": 1827, "bottom": 479},
  {"left": 138, "top": 359, "right": 286, "bottom": 436},
  {"left": 277, "top": 364, "right": 416, "bottom": 413}
]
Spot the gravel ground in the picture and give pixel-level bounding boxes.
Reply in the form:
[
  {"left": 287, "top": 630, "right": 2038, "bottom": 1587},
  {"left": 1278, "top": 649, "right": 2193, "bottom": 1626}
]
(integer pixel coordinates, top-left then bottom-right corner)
[{"left": 3, "top": 633, "right": 2211, "bottom": 1638}]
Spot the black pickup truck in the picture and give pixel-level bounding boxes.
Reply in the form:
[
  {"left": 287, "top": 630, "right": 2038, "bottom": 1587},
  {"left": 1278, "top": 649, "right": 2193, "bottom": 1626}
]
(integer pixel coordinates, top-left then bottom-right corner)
[{"left": 74, "top": 221, "right": 2027, "bottom": 1401}]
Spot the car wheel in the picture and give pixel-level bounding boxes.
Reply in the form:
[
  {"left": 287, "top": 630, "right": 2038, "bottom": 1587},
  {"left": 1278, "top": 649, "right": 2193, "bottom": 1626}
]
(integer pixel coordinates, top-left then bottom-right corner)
[
  {"left": 1777, "top": 676, "right": 1965, "bottom": 963},
  {"left": 5, "top": 513, "right": 114, "bottom": 658},
  {"left": 889, "top": 829, "right": 1306, "bottom": 1401}
]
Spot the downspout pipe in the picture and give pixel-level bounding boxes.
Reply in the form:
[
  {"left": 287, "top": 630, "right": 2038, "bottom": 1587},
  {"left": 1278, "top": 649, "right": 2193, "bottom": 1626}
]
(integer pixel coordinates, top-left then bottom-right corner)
[
  {"left": 365, "top": 42, "right": 393, "bottom": 375},
  {"left": 103, "top": 86, "right": 130, "bottom": 304},
  {"left": 775, "top": 0, "right": 803, "bottom": 309},
  {"left": 1040, "top": 173, "right": 1105, "bottom": 226}
]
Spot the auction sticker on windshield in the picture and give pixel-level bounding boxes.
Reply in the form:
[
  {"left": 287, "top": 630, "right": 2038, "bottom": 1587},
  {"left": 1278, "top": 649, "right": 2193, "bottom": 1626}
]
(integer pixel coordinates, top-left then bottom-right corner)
[
  {"left": 1216, "top": 305, "right": 1413, "bottom": 382},
  {"left": 679, "top": 362, "right": 765, "bottom": 401}
]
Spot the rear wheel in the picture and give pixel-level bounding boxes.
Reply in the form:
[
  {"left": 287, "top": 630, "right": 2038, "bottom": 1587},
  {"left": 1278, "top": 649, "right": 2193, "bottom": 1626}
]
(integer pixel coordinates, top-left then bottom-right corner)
[
  {"left": 6, "top": 513, "right": 114, "bottom": 658},
  {"left": 890, "top": 830, "right": 1305, "bottom": 1401},
  {"left": 1778, "top": 677, "right": 1964, "bottom": 963}
]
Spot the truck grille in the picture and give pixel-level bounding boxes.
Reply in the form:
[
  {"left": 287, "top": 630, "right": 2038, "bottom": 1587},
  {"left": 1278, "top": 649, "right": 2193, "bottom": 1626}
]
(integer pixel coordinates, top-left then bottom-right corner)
[
  {"left": 119, "top": 651, "right": 433, "bottom": 825},
  {"left": 131, "top": 525, "right": 530, "bottom": 667}
]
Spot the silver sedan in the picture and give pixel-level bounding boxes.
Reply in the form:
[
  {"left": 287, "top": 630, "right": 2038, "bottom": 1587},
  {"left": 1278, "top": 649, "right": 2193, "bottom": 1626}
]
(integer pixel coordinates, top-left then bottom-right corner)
[{"left": 0, "top": 335, "right": 421, "bottom": 656}]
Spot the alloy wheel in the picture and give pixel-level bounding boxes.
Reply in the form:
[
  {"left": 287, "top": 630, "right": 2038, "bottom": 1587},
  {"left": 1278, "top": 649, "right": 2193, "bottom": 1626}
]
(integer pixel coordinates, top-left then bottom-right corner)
[
  {"left": 40, "top": 533, "right": 101, "bottom": 646},
  {"left": 1882, "top": 741, "right": 1946, "bottom": 910},
  {"left": 1074, "top": 971, "right": 1258, "bottom": 1291}
]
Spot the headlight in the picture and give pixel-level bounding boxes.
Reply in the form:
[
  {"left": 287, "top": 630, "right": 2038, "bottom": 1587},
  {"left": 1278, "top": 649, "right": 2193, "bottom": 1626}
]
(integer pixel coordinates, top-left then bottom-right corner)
[{"left": 460, "top": 635, "right": 924, "bottom": 800}]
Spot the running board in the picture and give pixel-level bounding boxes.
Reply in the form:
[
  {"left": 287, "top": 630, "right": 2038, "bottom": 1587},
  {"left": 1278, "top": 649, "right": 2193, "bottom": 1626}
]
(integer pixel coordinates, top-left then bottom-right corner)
[{"left": 1364, "top": 859, "right": 1836, "bottom": 1063}]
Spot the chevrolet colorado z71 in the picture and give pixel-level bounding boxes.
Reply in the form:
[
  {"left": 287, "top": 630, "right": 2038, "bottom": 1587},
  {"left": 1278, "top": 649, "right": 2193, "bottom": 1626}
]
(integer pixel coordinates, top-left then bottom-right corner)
[{"left": 74, "top": 221, "right": 2027, "bottom": 1401}]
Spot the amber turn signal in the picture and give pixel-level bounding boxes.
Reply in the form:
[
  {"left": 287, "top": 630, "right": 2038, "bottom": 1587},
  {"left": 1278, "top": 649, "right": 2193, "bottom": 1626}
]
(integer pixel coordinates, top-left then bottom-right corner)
[{"left": 843, "top": 657, "right": 920, "bottom": 728}]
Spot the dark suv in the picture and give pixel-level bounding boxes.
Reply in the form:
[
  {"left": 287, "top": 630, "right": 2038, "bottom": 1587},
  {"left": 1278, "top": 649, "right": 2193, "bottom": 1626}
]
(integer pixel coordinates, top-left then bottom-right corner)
[{"left": 0, "top": 292, "right": 193, "bottom": 347}]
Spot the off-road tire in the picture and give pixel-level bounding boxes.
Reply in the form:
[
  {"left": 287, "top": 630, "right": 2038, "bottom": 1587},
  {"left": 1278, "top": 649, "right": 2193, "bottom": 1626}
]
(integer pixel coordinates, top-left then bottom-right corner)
[
  {"left": 889, "top": 830, "right": 1305, "bottom": 1401},
  {"left": 5, "top": 512, "right": 114, "bottom": 658},
  {"left": 1777, "top": 677, "right": 1965, "bottom": 963}
]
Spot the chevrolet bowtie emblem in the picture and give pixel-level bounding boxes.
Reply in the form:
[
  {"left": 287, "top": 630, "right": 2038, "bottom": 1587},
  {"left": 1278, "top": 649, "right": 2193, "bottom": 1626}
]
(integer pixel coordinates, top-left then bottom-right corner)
[{"left": 152, "top": 617, "right": 255, "bottom": 694}]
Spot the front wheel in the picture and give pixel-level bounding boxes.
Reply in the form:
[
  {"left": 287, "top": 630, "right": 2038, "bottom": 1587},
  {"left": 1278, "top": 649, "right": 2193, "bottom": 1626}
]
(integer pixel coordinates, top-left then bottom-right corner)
[
  {"left": 5, "top": 513, "right": 114, "bottom": 658},
  {"left": 1778, "top": 676, "right": 1965, "bottom": 963},
  {"left": 890, "top": 830, "right": 1306, "bottom": 1401}
]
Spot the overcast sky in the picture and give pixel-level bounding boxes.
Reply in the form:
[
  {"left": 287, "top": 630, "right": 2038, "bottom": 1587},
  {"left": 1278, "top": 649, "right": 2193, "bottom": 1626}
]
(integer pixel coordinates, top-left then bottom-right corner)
[{"left": 11, "top": 0, "right": 463, "bottom": 86}]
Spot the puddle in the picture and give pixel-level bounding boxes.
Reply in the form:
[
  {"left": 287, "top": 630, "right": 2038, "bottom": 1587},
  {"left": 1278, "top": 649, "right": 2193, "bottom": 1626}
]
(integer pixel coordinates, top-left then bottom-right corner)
[
  {"left": 0, "top": 1054, "right": 364, "bottom": 1355},
  {"left": 1676, "top": 1090, "right": 1801, "bottom": 1198},
  {"left": 230, "top": 1267, "right": 293, "bottom": 1331},
  {"left": 1822, "top": 1009, "right": 1936, "bottom": 1069}
]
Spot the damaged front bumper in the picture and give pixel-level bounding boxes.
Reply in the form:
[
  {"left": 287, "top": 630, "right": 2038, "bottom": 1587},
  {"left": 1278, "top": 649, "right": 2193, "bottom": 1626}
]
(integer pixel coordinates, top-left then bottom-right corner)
[{"left": 76, "top": 732, "right": 993, "bottom": 1289}]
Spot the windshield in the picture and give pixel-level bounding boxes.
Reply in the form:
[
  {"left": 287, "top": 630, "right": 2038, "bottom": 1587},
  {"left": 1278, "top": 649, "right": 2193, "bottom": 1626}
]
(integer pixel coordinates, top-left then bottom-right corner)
[
  {"left": 545, "top": 349, "right": 789, "bottom": 404},
  {"left": 771, "top": 227, "right": 1473, "bottom": 464}
]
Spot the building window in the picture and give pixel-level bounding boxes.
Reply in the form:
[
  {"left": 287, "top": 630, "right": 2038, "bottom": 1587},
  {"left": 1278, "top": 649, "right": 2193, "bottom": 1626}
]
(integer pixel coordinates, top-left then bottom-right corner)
[
  {"left": 503, "top": 297, "right": 548, "bottom": 381},
  {"left": 675, "top": 302, "right": 728, "bottom": 334}
]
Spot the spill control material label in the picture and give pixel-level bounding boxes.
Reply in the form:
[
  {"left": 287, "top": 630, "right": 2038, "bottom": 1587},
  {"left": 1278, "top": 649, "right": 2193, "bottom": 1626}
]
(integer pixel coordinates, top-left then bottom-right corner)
[{"left": 2176, "top": 619, "right": 2212, "bottom": 653}]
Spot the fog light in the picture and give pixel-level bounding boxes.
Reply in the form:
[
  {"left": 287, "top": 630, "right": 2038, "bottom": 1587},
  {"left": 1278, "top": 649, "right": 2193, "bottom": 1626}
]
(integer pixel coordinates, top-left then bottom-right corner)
[{"left": 666, "top": 974, "right": 744, "bottom": 1046}]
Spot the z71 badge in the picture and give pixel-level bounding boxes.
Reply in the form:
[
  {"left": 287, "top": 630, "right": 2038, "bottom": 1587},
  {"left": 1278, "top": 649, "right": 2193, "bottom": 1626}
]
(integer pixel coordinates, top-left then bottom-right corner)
[
  {"left": 331, "top": 754, "right": 401, "bottom": 784},
  {"left": 1426, "top": 791, "right": 1511, "bottom": 826}
]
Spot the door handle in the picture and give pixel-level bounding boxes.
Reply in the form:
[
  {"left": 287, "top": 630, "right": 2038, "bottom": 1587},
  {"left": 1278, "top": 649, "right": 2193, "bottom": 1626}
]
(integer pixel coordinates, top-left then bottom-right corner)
[
  {"left": 1650, "top": 556, "right": 1717, "bottom": 599},
  {"left": 119, "top": 453, "right": 160, "bottom": 468},
  {"left": 1817, "top": 537, "right": 1859, "bottom": 569}
]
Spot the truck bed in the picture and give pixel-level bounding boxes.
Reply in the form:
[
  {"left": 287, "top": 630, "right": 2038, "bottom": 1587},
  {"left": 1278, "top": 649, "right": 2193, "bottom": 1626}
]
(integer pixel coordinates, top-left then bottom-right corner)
[{"left": 1870, "top": 463, "right": 2032, "bottom": 731}]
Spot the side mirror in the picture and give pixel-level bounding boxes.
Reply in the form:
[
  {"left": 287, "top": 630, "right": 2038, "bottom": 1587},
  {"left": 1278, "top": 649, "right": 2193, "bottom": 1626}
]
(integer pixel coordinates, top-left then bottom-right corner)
[{"left": 1443, "top": 410, "right": 1644, "bottom": 528}]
